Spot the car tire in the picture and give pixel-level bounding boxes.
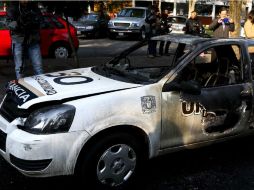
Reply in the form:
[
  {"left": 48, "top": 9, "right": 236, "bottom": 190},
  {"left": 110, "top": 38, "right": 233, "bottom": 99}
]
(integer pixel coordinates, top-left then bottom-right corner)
[
  {"left": 77, "top": 132, "right": 145, "bottom": 189},
  {"left": 51, "top": 43, "right": 71, "bottom": 59}
]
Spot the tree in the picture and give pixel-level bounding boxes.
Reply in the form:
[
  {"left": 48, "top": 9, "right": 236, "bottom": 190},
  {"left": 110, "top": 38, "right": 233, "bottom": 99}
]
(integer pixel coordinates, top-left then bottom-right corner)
[
  {"left": 188, "top": 0, "right": 197, "bottom": 18},
  {"left": 229, "top": 0, "right": 246, "bottom": 37}
]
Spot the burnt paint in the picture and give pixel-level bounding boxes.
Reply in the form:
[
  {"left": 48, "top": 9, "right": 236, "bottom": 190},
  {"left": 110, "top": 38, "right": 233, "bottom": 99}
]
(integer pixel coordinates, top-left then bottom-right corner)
[{"left": 180, "top": 84, "right": 245, "bottom": 133}]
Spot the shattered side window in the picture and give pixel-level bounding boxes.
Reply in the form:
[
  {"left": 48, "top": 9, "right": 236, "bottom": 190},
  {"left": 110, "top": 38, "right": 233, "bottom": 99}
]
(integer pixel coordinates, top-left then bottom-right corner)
[
  {"left": 93, "top": 40, "right": 191, "bottom": 84},
  {"left": 127, "top": 41, "right": 190, "bottom": 68},
  {"left": 177, "top": 45, "right": 242, "bottom": 88}
]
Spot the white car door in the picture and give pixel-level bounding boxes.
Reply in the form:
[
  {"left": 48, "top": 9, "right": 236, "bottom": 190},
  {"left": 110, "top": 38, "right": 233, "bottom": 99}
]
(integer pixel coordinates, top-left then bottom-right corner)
[{"left": 160, "top": 43, "right": 252, "bottom": 149}]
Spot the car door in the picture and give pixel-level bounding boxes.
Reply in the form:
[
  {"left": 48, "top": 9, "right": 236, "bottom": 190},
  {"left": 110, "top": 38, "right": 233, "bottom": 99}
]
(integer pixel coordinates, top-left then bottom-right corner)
[
  {"left": 0, "top": 18, "right": 11, "bottom": 57},
  {"left": 160, "top": 43, "right": 252, "bottom": 149}
]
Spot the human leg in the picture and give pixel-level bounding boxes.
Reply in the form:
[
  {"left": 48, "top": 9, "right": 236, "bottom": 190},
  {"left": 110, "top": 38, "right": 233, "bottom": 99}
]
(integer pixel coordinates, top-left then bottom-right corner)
[
  {"left": 28, "top": 43, "right": 43, "bottom": 75},
  {"left": 159, "top": 41, "right": 165, "bottom": 55},
  {"left": 165, "top": 42, "right": 171, "bottom": 54},
  {"left": 148, "top": 40, "right": 157, "bottom": 56},
  {"left": 12, "top": 40, "right": 24, "bottom": 79}
]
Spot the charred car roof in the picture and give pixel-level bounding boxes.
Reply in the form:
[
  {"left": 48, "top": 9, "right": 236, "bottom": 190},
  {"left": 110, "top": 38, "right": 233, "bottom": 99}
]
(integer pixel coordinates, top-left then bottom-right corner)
[{"left": 152, "top": 34, "right": 254, "bottom": 46}]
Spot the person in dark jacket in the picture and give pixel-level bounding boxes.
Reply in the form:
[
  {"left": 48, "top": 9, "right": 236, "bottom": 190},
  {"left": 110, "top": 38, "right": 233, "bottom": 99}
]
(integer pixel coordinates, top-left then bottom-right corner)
[
  {"left": 6, "top": 1, "right": 43, "bottom": 79},
  {"left": 185, "top": 10, "right": 204, "bottom": 36},
  {"left": 145, "top": 6, "right": 158, "bottom": 58},
  {"left": 209, "top": 7, "right": 235, "bottom": 38}
]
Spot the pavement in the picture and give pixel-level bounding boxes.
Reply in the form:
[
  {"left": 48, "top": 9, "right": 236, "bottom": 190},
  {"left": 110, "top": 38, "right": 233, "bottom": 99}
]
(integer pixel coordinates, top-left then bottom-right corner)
[{"left": 0, "top": 56, "right": 111, "bottom": 99}]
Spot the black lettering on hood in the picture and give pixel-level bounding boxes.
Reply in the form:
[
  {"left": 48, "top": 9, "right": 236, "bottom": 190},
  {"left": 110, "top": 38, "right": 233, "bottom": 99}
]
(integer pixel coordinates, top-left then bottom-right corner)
[
  {"left": 33, "top": 76, "right": 57, "bottom": 95},
  {"left": 6, "top": 81, "right": 38, "bottom": 106}
]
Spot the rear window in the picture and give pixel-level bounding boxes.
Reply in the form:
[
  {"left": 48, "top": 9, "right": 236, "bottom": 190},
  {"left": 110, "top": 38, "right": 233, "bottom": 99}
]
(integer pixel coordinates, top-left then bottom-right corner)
[
  {"left": 0, "top": 15, "right": 7, "bottom": 29},
  {"left": 168, "top": 17, "right": 186, "bottom": 24},
  {"left": 79, "top": 14, "right": 99, "bottom": 21},
  {"left": 40, "top": 16, "right": 55, "bottom": 29},
  {"left": 0, "top": 22, "right": 6, "bottom": 29},
  {"left": 0, "top": 15, "right": 6, "bottom": 22},
  {"left": 50, "top": 16, "right": 65, "bottom": 29}
]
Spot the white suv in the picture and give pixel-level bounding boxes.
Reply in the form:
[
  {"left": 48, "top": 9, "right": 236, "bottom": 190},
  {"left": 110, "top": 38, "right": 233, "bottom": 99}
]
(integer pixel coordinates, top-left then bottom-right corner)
[{"left": 108, "top": 7, "right": 150, "bottom": 40}]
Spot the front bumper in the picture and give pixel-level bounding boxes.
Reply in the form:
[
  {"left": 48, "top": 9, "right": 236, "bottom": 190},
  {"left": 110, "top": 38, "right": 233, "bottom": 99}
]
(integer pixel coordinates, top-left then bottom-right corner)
[
  {"left": 77, "top": 28, "right": 95, "bottom": 32},
  {"left": 0, "top": 115, "right": 90, "bottom": 177},
  {"left": 109, "top": 28, "right": 140, "bottom": 34},
  {"left": 170, "top": 30, "right": 185, "bottom": 34}
]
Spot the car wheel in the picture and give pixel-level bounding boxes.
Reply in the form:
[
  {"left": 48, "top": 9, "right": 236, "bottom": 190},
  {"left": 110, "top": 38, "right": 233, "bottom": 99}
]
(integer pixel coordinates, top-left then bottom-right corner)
[
  {"left": 53, "top": 45, "right": 70, "bottom": 59},
  {"left": 77, "top": 132, "right": 144, "bottom": 189}
]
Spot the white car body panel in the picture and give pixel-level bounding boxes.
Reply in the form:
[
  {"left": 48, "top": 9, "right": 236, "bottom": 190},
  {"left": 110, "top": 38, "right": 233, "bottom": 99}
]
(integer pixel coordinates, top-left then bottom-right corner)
[
  {"left": 1, "top": 67, "right": 164, "bottom": 177},
  {"left": 15, "top": 68, "right": 142, "bottom": 109},
  {"left": 0, "top": 115, "right": 90, "bottom": 177}
]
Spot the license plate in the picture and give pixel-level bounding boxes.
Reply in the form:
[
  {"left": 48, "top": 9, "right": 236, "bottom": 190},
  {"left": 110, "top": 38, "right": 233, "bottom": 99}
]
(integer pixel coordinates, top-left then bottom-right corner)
[
  {"left": 118, "top": 32, "right": 124, "bottom": 36},
  {"left": 77, "top": 31, "right": 81, "bottom": 35}
]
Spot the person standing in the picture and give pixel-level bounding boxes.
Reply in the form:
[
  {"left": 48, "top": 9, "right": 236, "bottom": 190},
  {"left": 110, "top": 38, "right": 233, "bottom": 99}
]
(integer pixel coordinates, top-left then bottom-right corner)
[
  {"left": 6, "top": 1, "right": 43, "bottom": 79},
  {"left": 185, "top": 10, "right": 204, "bottom": 36},
  {"left": 209, "top": 7, "right": 235, "bottom": 38},
  {"left": 244, "top": 10, "right": 254, "bottom": 61},
  {"left": 145, "top": 6, "right": 158, "bottom": 58},
  {"left": 244, "top": 10, "right": 254, "bottom": 39},
  {"left": 160, "top": 9, "right": 169, "bottom": 34}
]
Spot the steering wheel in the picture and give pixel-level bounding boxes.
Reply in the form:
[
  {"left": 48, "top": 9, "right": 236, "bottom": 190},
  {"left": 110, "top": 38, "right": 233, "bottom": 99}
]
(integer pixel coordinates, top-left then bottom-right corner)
[{"left": 118, "top": 57, "right": 131, "bottom": 70}]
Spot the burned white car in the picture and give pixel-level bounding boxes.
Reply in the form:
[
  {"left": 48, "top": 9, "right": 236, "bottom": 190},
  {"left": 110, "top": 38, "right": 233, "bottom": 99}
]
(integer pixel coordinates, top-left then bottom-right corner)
[{"left": 1, "top": 34, "right": 254, "bottom": 189}]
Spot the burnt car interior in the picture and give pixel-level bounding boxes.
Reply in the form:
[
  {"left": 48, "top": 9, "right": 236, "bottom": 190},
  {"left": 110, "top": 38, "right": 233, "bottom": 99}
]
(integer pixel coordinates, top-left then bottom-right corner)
[
  {"left": 170, "top": 44, "right": 246, "bottom": 134},
  {"left": 179, "top": 44, "right": 242, "bottom": 87}
]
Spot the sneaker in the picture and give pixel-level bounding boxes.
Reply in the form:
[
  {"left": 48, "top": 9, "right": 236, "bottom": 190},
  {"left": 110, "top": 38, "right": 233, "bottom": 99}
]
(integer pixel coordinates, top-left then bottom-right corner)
[{"left": 148, "top": 54, "right": 155, "bottom": 58}]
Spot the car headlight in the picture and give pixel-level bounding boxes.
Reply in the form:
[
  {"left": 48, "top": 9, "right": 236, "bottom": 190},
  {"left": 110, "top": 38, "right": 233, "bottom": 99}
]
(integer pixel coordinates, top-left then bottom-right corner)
[
  {"left": 108, "top": 20, "right": 113, "bottom": 26},
  {"left": 131, "top": 23, "right": 140, "bottom": 27},
  {"left": 85, "top": 25, "right": 94, "bottom": 30},
  {"left": 23, "top": 104, "right": 75, "bottom": 134}
]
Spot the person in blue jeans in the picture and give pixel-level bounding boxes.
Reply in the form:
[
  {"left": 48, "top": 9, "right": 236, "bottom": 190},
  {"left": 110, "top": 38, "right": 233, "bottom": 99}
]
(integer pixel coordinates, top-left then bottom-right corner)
[
  {"left": 7, "top": 1, "right": 43, "bottom": 79},
  {"left": 12, "top": 39, "right": 43, "bottom": 79}
]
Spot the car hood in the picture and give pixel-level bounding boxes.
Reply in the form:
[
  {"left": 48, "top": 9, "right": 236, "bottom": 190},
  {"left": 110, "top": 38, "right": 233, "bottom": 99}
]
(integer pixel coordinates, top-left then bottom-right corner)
[
  {"left": 6, "top": 67, "right": 142, "bottom": 109},
  {"left": 112, "top": 17, "right": 144, "bottom": 23}
]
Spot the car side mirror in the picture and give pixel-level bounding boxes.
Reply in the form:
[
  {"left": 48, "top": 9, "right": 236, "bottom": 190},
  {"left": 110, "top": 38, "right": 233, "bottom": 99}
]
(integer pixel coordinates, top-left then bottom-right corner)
[{"left": 163, "top": 80, "right": 201, "bottom": 95}]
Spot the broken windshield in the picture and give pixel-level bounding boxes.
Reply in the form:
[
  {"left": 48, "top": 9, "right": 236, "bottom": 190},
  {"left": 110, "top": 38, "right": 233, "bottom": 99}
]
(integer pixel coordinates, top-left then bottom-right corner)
[{"left": 92, "top": 39, "right": 192, "bottom": 84}]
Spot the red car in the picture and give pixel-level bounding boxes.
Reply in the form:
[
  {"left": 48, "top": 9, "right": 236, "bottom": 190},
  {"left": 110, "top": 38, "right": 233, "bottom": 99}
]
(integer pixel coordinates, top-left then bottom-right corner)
[{"left": 0, "top": 11, "right": 79, "bottom": 59}]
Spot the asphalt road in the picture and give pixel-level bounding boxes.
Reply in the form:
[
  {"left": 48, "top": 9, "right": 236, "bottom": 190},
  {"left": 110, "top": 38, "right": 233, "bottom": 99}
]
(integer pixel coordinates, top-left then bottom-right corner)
[
  {"left": 1, "top": 136, "right": 254, "bottom": 190},
  {"left": 1, "top": 37, "right": 254, "bottom": 190},
  {"left": 77, "top": 37, "right": 138, "bottom": 57}
]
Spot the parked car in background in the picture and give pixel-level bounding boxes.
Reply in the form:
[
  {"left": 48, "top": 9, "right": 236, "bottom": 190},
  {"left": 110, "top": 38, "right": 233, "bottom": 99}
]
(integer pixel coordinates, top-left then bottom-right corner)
[
  {"left": 71, "top": 12, "right": 109, "bottom": 38},
  {"left": 108, "top": 7, "right": 150, "bottom": 40},
  {"left": 167, "top": 15, "right": 187, "bottom": 34},
  {"left": 0, "top": 11, "right": 11, "bottom": 58},
  {"left": 0, "top": 12, "right": 79, "bottom": 59}
]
